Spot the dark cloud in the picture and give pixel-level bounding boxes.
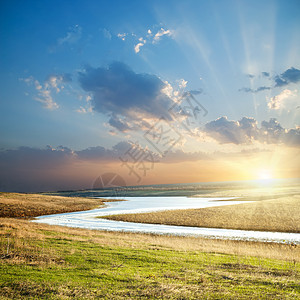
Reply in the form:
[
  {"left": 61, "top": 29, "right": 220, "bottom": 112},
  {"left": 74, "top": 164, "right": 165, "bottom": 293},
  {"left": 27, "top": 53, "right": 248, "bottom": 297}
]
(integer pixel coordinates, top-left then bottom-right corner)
[
  {"left": 0, "top": 140, "right": 214, "bottom": 192},
  {"left": 239, "top": 86, "right": 271, "bottom": 93},
  {"left": 76, "top": 146, "right": 115, "bottom": 161},
  {"left": 247, "top": 74, "right": 255, "bottom": 78},
  {"left": 256, "top": 86, "right": 271, "bottom": 92},
  {"left": 274, "top": 67, "right": 300, "bottom": 87},
  {"left": 240, "top": 67, "right": 300, "bottom": 93},
  {"left": 239, "top": 87, "right": 252, "bottom": 93},
  {"left": 0, "top": 146, "right": 75, "bottom": 169},
  {"left": 0, "top": 146, "right": 77, "bottom": 192},
  {"left": 204, "top": 117, "right": 300, "bottom": 146},
  {"left": 205, "top": 116, "right": 258, "bottom": 144},
  {"left": 0, "top": 143, "right": 132, "bottom": 192},
  {"left": 285, "top": 128, "right": 300, "bottom": 146},
  {"left": 108, "top": 114, "right": 132, "bottom": 132},
  {"left": 76, "top": 141, "right": 133, "bottom": 160},
  {"left": 259, "top": 119, "right": 300, "bottom": 146},
  {"left": 79, "top": 62, "right": 174, "bottom": 131}
]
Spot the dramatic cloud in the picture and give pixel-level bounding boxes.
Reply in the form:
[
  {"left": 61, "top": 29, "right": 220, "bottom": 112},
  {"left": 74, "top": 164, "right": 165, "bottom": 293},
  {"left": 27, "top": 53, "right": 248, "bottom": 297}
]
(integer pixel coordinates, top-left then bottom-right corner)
[
  {"left": 0, "top": 140, "right": 212, "bottom": 192},
  {"left": 267, "top": 89, "right": 298, "bottom": 110},
  {"left": 275, "top": 67, "right": 300, "bottom": 87},
  {"left": 0, "top": 146, "right": 75, "bottom": 168},
  {"left": 76, "top": 141, "right": 208, "bottom": 164},
  {"left": 205, "top": 116, "right": 259, "bottom": 144},
  {"left": 0, "top": 146, "right": 76, "bottom": 192},
  {"left": 108, "top": 114, "right": 133, "bottom": 132},
  {"left": 0, "top": 143, "right": 129, "bottom": 192},
  {"left": 78, "top": 62, "right": 174, "bottom": 131},
  {"left": 204, "top": 116, "right": 300, "bottom": 146}
]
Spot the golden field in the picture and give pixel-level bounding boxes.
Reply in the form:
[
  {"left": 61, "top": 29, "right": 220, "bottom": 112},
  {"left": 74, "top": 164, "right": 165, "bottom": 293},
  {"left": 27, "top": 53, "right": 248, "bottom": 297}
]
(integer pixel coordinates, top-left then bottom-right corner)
[
  {"left": 105, "top": 195, "right": 300, "bottom": 233},
  {"left": 0, "top": 192, "right": 108, "bottom": 218}
]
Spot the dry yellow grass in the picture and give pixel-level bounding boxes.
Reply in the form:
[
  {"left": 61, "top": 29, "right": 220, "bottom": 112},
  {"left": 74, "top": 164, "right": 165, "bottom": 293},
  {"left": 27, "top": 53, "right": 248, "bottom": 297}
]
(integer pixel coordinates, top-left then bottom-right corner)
[
  {"left": 106, "top": 195, "right": 300, "bottom": 233},
  {"left": 0, "top": 192, "right": 299, "bottom": 263},
  {"left": 1, "top": 192, "right": 299, "bottom": 299},
  {"left": 0, "top": 217, "right": 299, "bottom": 262},
  {"left": 0, "top": 192, "right": 107, "bottom": 218},
  {"left": 1, "top": 217, "right": 299, "bottom": 299}
]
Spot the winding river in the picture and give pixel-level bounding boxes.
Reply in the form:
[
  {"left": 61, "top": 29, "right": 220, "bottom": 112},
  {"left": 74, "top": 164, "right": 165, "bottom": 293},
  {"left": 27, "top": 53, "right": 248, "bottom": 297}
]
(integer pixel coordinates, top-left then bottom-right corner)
[{"left": 33, "top": 196, "right": 300, "bottom": 244}]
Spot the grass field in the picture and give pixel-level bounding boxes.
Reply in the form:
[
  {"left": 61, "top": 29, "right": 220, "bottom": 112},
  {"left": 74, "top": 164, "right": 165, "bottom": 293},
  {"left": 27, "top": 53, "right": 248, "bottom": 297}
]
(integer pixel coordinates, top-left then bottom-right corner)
[
  {"left": 104, "top": 195, "right": 300, "bottom": 233},
  {"left": 0, "top": 217, "right": 299, "bottom": 299},
  {"left": 0, "top": 193, "right": 299, "bottom": 299},
  {"left": 0, "top": 192, "right": 112, "bottom": 218}
]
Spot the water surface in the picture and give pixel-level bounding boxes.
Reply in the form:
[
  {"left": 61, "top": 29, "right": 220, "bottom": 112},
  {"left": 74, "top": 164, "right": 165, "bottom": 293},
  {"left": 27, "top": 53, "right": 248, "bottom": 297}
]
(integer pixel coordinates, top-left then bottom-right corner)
[{"left": 34, "top": 196, "right": 300, "bottom": 244}]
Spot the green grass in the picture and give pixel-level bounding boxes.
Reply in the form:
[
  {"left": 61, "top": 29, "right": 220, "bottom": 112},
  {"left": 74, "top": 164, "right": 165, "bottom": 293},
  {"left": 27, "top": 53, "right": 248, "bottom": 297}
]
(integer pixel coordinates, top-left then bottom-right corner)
[{"left": 1, "top": 227, "right": 299, "bottom": 299}]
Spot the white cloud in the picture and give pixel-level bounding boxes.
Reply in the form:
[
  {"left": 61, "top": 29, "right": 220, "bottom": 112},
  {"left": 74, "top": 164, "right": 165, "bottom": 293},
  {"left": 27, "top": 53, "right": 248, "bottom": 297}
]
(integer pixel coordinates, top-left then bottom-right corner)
[
  {"left": 21, "top": 74, "right": 71, "bottom": 110},
  {"left": 76, "top": 106, "right": 88, "bottom": 113},
  {"left": 134, "top": 42, "right": 145, "bottom": 53},
  {"left": 267, "top": 89, "right": 298, "bottom": 110},
  {"left": 119, "top": 26, "right": 173, "bottom": 54},
  {"left": 153, "top": 28, "right": 173, "bottom": 43},
  {"left": 47, "top": 75, "right": 63, "bottom": 92},
  {"left": 117, "top": 33, "right": 127, "bottom": 41},
  {"left": 76, "top": 95, "right": 93, "bottom": 114},
  {"left": 178, "top": 79, "right": 188, "bottom": 89},
  {"left": 35, "top": 88, "right": 59, "bottom": 110}
]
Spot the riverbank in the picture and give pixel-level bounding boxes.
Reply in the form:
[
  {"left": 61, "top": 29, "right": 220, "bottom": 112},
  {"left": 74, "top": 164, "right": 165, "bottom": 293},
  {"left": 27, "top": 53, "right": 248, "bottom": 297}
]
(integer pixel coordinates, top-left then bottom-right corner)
[{"left": 104, "top": 195, "right": 300, "bottom": 233}]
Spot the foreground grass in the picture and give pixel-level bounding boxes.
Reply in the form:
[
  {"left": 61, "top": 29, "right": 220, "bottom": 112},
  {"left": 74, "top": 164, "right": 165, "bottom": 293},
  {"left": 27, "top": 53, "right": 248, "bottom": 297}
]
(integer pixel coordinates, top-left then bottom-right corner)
[
  {"left": 0, "top": 193, "right": 110, "bottom": 218},
  {"left": 105, "top": 195, "right": 300, "bottom": 233},
  {"left": 0, "top": 218, "right": 299, "bottom": 299}
]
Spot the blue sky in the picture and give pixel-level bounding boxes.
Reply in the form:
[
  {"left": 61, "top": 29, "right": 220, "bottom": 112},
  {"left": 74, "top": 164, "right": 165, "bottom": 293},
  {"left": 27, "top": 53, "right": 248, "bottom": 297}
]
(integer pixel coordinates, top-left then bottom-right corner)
[{"left": 0, "top": 0, "right": 299, "bottom": 191}]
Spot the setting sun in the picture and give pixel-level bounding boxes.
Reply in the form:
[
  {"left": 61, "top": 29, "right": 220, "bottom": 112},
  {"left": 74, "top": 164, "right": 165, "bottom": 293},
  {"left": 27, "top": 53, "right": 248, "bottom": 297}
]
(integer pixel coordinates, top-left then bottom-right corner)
[{"left": 257, "top": 169, "right": 273, "bottom": 181}]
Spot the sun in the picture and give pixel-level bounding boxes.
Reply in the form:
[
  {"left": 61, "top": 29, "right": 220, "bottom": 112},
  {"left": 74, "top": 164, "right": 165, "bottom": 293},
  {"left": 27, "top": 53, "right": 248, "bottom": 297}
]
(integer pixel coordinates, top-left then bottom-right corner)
[{"left": 257, "top": 169, "right": 273, "bottom": 181}]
